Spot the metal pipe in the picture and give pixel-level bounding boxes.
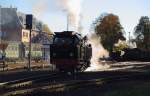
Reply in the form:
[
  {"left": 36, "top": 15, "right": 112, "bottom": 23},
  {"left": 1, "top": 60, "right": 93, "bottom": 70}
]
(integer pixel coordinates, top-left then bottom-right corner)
[{"left": 67, "top": 14, "right": 69, "bottom": 31}]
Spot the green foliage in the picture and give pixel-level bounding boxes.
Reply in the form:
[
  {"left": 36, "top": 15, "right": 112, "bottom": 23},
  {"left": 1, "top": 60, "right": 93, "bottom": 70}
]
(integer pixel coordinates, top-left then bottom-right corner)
[
  {"left": 42, "top": 24, "right": 53, "bottom": 35},
  {"left": 134, "top": 16, "right": 150, "bottom": 50},
  {"left": 113, "top": 40, "right": 128, "bottom": 52},
  {"left": 93, "top": 13, "right": 125, "bottom": 52}
]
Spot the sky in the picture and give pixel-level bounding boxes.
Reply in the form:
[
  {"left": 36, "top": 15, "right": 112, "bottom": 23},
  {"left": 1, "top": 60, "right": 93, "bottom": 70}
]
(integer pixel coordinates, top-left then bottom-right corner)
[{"left": 0, "top": 0, "right": 150, "bottom": 38}]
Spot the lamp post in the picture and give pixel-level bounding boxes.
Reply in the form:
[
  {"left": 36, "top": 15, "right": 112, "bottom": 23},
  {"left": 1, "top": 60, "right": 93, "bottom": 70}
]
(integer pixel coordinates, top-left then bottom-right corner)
[
  {"left": 67, "top": 13, "right": 69, "bottom": 31},
  {"left": 0, "top": 6, "right": 1, "bottom": 43}
]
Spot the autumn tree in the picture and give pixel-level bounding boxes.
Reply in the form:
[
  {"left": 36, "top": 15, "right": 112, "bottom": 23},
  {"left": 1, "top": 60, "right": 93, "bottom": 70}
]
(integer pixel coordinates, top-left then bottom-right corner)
[
  {"left": 42, "top": 24, "right": 53, "bottom": 35},
  {"left": 134, "top": 16, "right": 150, "bottom": 50},
  {"left": 93, "top": 13, "right": 125, "bottom": 53}
]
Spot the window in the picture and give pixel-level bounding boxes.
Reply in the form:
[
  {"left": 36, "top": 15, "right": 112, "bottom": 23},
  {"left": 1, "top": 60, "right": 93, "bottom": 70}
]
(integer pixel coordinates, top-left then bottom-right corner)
[
  {"left": 23, "top": 32, "right": 28, "bottom": 38},
  {"left": 54, "top": 37, "right": 73, "bottom": 45}
]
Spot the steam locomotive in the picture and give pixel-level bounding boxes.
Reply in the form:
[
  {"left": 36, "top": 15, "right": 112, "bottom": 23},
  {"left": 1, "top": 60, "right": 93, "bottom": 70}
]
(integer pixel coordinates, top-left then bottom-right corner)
[{"left": 50, "top": 31, "right": 92, "bottom": 72}]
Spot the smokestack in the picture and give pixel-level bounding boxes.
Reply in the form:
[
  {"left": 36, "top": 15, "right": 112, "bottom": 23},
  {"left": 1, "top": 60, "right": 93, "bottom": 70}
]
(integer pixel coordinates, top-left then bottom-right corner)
[{"left": 58, "top": 0, "right": 83, "bottom": 32}]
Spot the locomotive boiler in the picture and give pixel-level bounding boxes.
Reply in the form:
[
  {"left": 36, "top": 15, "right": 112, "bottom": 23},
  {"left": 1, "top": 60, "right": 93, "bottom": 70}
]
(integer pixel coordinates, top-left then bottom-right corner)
[{"left": 50, "top": 31, "right": 92, "bottom": 72}]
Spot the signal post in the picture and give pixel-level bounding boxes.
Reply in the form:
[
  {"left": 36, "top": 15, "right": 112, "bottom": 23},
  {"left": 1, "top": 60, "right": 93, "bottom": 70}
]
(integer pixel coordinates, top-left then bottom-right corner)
[{"left": 26, "top": 14, "right": 33, "bottom": 71}]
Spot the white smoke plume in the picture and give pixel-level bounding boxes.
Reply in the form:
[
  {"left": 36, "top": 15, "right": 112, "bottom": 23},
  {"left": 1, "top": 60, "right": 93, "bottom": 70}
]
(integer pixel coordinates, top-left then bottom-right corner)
[
  {"left": 32, "top": 0, "right": 49, "bottom": 18},
  {"left": 57, "top": 0, "right": 83, "bottom": 31},
  {"left": 86, "top": 33, "right": 110, "bottom": 71},
  {"left": 90, "top": 34, "right": 109, "bottom": 60}
]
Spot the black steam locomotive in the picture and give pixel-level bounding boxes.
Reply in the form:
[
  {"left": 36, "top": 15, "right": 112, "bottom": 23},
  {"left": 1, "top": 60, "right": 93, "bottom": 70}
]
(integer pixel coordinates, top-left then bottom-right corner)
[{"left": 50, "top": 31, "right": 92, "bottom": 72}]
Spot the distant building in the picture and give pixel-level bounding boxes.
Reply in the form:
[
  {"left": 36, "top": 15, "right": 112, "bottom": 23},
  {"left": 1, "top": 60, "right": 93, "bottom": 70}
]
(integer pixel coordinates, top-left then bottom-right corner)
[
  {"left": 18, "top": 12, "right": 43, "bottom": 43},
  {"left": 0, "top": 6, "right": 22, "bottom": 42},
  {"left": 21, "top": 29, "right": 39, "bottom": 43},
  {"left": 0, "top": 6, "right": 52, "bottom": 59},
  {"left": 17, "top": 12, "right": 43, "bottom": 33},
  {"left": 0, "top": 6, "right": 43, "bottom": 43},
  {"left": 31, "top": 32, "right": 53, "bottom": 60}
]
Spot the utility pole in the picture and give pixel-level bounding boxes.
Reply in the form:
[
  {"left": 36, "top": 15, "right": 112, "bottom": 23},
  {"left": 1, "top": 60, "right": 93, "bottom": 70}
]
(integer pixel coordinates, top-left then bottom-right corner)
[
  {"left": 0, "top": 6, "right": 1, "bottom": 43},
  {"left": 129, "top": 32, "right": 131, "bottom": 47},
  {"left": 26, "top": 14, "right": 33, "bottom": 71},
  {"left": 67, "top": 13, "right": 69, "bottom": 31}
]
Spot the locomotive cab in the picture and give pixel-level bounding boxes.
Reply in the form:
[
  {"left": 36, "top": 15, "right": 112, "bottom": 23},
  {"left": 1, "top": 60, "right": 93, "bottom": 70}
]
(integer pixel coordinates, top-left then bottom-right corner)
[{"left": 50, "top": 31, "right": 92, "bottom": 72}]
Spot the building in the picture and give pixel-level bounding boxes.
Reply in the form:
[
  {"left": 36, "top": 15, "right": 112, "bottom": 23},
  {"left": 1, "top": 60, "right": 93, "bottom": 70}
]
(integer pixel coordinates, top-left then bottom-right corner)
[
  {"left": 0, "top": 6, "right": 43, "bottom": 43},
  {"left": 0, "top": 6, "right": 52, "bottom": 59},
  {"left": 0, "top": 6, "right": 22, "bottom": 42}
]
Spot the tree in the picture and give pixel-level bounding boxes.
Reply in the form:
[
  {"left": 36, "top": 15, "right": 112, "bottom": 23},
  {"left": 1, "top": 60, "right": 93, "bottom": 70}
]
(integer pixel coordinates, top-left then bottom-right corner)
[
  {"left": 94, "top": 13, "right": 125, "bottom": 53},
  {"left": 134, "top": 16, "right": 150, "bottom": 50},
  {"left": 42, "top": 24, "right": 53, "bottom": 35},
  {"left": 113, "top": 40, "right": 128, "bottom": 52}
]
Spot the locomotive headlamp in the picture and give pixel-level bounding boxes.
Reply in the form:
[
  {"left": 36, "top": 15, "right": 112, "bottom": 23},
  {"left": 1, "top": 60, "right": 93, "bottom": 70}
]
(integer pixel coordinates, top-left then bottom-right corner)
[{"left": 70, "top": 53, "right": 74, "bottom": 57}]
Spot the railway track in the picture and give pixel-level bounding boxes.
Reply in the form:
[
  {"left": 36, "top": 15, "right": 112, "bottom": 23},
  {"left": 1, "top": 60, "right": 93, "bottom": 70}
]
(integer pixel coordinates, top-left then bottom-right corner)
[
  {"left": 0, "top": 71, "right": 80, "bottom": 95},
  {"left": 0, "top": 72, "right": 57, "bottom": 86},
  {"left": 0, "top": 72, "right": 62, "bottom": 93},
  {"left": 1, "top": 71, "right": 150, "bottom": 96}
]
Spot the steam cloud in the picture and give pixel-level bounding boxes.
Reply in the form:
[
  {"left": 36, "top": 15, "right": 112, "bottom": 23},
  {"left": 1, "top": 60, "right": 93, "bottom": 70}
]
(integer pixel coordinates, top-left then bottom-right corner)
[
  {"left": 86, "top": 33, "right": 110, "bottom": 71},
  {"left": 58, "top": 0, "right": 83, "bottom": 31},
  {"left": 89, "top": 34, "right": 109, "bottom": 60},
  {"left": 32, "top": 0, "right": 83, "bottom": 31},
  {"left": 32, "top": 0, "right": 49, "bottom": 18}
]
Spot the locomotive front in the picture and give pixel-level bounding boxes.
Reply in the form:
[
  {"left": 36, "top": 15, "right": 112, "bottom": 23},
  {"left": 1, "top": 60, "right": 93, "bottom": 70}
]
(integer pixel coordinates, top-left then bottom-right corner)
[{"left": 50, "top": 31, "right": 92, "bottom": 72}]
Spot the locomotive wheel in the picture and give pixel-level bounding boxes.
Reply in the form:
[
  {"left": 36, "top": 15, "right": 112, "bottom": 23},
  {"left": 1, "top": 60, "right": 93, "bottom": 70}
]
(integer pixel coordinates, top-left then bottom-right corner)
[
  {"left": 68, "top": 68, "right": 77, "bottom": 74},
  {"left": 58, "top": 68, "right": 64, "bottom": 73},
  {"left": 87, "top": 61, "right": 91, "bottom": 67}
]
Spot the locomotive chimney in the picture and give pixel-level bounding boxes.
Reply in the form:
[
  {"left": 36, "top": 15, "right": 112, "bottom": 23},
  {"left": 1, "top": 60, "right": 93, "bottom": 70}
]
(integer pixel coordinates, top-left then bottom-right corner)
[{"left": 59, "top": 0, "right": 83, "bottom": 32}]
